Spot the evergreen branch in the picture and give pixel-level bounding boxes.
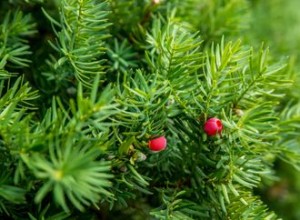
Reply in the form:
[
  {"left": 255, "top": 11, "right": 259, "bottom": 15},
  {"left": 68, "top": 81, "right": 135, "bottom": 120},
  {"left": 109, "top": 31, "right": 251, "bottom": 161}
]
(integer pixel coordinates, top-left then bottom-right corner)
[
  {"left": 234, "top": 46, "right": 291, "bottom": 107},
  {"left": 0, "top": 173, "right": 26, "bottom": 208},
  {"left": 106, "top": 38, "right": 138, "bottom": 73},
  {"left": 44, "top": 0, "right": 111, "bottom": 85},
  {"left": 276, "top": 101, "right": 300, "bottom": 170},
  {"left": 1, "top": 78, "right": 118, "bottom": 212},
  {"left": 201, "top": 38, "right": 248, "bottom": 115},
  {"left": 0, "top": 77, "right": 39, "bottom": 110},
  {"left": 0, "top": 77, "right": 38, "bottom": 189},
  {"left": 28, "top": 206, "right": 70, "bottom": 220},
  {"left": 27, "top": 130, "right": 114, "bottom": 212},
  {"left": 116, "top": 164, "right": 152, "bottom": 195},
  {"left": 0, "top": 0, "right": 299, "bottom": 219},
  {"left": 146, "top": 14, "right": 203, "bottom": 115},
  {"left": 68, "top": 78, "right": 119, "bottom": 135},
  {"left": 115, "top": 70, "right": 170, "bottom": 138},
  {"left": 0, "top": 10, "right": 36, "bottom": 68},
  {"left": 150, "top": 190, "right": 210, "bottom": 219},
  {"left": 227, "top": 190, "right": 278, "bottom": 220},
  {"left": 233, "top": 103, "right": 280, "bottom": 149},
  {"left": 0, "top": 79, "right": 36, "bottom": 214},
  {"left": 198, "top": 39, "right": 292, "bottom": 119}
]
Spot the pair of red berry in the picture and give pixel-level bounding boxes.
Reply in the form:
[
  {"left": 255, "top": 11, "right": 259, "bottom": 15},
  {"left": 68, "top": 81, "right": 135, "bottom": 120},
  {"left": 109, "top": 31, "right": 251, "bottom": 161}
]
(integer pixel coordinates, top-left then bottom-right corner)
[{"left": 148, "top": 117, "right": 223, "bottom": 152}]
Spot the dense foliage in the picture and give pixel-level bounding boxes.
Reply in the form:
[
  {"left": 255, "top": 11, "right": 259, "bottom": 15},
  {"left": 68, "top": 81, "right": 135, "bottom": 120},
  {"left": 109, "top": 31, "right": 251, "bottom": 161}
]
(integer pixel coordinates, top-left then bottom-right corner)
[{"left": 1, "top": 0, "right": 300, "bottom": 219}]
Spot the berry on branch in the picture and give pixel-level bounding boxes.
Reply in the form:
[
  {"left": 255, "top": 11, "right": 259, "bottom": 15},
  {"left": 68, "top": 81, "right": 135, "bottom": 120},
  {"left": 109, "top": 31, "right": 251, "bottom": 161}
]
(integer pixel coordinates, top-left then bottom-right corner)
[
  {"left": 148, "top": 136, "right": 167, "bottom": 152},
  {"left": 204, "top": 118, "right": 223, "bottom": 136}
]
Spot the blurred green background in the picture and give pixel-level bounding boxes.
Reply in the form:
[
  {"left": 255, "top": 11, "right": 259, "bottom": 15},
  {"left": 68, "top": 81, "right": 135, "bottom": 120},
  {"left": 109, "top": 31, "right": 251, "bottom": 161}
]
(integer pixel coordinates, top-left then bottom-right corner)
[
  {"left": 249, "top": 0, "right": 300, "bottom": 56},
  {"left": 248, "top": 0, "right": 300, "bottom": 219}
]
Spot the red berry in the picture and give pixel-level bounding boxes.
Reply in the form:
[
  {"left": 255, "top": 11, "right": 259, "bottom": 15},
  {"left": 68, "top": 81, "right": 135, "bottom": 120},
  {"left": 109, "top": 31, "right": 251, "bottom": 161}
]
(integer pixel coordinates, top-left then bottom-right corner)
[
  {"left": 148, "top": 136, "right": 167, "bottom": 152},
  {"left": 204, "top": 118, "right": 223, "bottom": 136}
]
